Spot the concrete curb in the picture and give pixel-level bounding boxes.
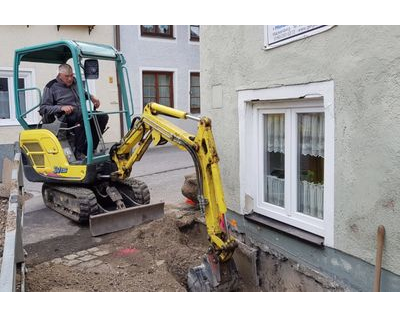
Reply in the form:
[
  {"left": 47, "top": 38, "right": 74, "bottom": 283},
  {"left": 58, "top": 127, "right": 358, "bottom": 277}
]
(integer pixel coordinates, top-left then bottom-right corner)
[{"left": 0, "top": 153, "right": 25, "bottom": 292}]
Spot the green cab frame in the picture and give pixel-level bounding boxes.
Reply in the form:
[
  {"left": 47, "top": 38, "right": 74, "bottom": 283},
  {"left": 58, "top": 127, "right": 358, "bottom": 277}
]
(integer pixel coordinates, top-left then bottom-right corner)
[{"left": 14, "top": 40, "right": 134, "bottom": 164}]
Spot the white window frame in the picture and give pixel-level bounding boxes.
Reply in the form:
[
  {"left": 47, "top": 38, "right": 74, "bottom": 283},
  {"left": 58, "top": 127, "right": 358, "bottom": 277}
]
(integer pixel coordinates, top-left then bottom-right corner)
[
  {"left": 238, "top": 81, "right": 334, "bottom": 246},
  {"left": 0, "top": 67, "right": 38, "bottom": 126},
  {"left": 256, "top": 101, "right": 325, "bottom": 234}
]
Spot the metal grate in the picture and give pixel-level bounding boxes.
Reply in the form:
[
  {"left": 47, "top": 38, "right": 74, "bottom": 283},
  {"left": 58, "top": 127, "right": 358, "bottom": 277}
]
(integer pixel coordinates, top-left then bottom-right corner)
[
  {"left": 30, "top": 154, "right": 45, "bottom": 167},
  {"left": 24, "top": 142, "right": 42, "bottom": 152}
]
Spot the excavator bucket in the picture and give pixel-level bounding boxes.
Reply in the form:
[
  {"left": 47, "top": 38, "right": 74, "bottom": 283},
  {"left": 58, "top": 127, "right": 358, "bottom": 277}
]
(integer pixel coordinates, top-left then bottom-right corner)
[
  {"left": 187, "top": 253, "right": 239, "bottom": 292},
  {"left": 89, "top": 202, "right": 165, "bottom": 236}
]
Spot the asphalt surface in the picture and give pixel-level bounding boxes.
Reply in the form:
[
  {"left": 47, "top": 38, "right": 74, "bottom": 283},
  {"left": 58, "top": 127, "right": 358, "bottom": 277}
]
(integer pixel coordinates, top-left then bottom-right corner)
[{"left": 23, "top": 145, "right": 195, "bottom": 254}]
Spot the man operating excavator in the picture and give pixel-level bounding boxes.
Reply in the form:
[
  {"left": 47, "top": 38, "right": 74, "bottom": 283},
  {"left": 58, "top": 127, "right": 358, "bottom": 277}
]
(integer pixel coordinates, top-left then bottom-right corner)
[{"left": 39, "top": 63, "right": 109, "bottom": 160}]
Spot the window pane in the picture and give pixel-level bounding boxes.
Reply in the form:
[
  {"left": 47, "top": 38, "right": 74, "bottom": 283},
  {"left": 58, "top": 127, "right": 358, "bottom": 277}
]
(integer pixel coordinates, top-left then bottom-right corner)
[
  {"left": 0, "top": 77, "right": 10, "bottom": 119},
  {"left": 190, "top": 73, "right": 200, "bottom": 113},
  {"left": 190, "top": 25, "right": 200, "bottom": 40},
  {"left": 143, "top": 73, "right": 156, "bottom": 107},
  {"left": 297, "top": 113, "right": 324, "bottom": 219},
  {"left": 191, "top": 74, "right": 200, "bottom": 87},
  {"left": 191, "top": 87, "right": 200, "bottom": 98},
  {"left": 142, "top": 25, "right": 156, "bottom": 33},
  {"left": 143, "top": 74, "right": 155, "bottom": 86},
  {"left": 144, "top": 97, "right": 157, "bottom": 106},
  {"left": 158, "top": 25, "right": 171, "bottom": 35},
  {"left": 158, "top": 86, "right": 170, "bottom": 99},
  {"left": 159, "top": 97, "right": 171, "bottom": 106},
  {"left": 143, "top": 86, "right": 156, "bottom": 98},
  {"left": 18, "top": 78, "right": 26, "bottom": 117},
  {"left": 191, "top": 98, "right": 200, "bottom": 107},
  {"left": 264, "top": 114, "right": 285, "bottom": 207},
  {"left": 158, "top": 74, "right": 171, "bottom": 86}
]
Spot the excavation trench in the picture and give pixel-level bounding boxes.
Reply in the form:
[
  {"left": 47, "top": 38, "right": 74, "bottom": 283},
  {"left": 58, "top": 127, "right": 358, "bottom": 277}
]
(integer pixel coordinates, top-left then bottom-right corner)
[{"left": 25, "top": 205, "right": 219, "bottom": 292}]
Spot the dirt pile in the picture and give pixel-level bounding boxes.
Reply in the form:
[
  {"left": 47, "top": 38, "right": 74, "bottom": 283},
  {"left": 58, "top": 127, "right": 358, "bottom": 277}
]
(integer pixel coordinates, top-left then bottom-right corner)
[
  {"left": 0, "top": 198, "right": 8, "bottom": 256},
  {"left": 26, "top": 206, "right": 211, "bottom": 292}
]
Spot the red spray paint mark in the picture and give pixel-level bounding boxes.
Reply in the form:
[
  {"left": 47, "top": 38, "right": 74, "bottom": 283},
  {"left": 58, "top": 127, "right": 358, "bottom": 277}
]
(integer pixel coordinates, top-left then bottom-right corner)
[
  {"left": 114, "top": 248, "right": 139, "bottom": 257},
  {"left": 219, "top": 216, "right": 226, "bottom": 232},
  {"left": 185, "top": 198, "right": 196, "bottom": 206}
]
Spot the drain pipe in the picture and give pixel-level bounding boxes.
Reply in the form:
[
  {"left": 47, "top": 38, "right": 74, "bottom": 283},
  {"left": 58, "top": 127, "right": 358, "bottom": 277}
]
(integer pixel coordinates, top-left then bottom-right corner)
[{"left": 114, "top": 25, "right": 124, "bottom": 139}]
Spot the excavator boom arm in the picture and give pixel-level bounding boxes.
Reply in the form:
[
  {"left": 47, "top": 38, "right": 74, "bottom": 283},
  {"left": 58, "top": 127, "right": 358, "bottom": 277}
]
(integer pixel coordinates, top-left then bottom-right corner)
[{"left": 111, "top": 103, "right": 236, "bottom": 263}]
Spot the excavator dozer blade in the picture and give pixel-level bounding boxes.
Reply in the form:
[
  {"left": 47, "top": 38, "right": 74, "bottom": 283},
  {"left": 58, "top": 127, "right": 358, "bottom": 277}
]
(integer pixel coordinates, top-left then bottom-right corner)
[{"left": 89, "top": 202, "right": 164, "bottom": 237}]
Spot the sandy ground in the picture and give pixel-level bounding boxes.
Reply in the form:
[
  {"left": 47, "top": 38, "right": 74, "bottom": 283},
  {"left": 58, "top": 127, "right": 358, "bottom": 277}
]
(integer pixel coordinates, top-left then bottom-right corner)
[
  {"left": 0, "top": 198, "right": 8, "bottom": 256},
  {"left": 25, "top": 205, "right": 253, "bottom": 292}
]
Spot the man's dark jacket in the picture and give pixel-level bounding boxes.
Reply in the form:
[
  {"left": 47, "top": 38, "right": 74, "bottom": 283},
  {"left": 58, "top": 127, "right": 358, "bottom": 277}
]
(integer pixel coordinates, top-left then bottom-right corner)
[{"left": 39, "top": 76, "right": 87, "bottom": 122}]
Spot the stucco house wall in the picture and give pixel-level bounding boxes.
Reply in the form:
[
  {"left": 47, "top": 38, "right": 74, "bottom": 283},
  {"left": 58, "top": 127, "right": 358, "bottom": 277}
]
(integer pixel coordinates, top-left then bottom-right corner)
[{"left": 201, "top": 25, "right": 400, "bottom": 288}]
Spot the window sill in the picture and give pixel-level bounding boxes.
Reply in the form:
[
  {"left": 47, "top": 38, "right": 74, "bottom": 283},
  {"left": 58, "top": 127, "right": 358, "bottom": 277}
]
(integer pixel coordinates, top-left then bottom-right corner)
[
  {"left": 0, "top": 120, "right": 25, "bottom": 127},
  {"left": 244, "top": 212, "right": 324, "bottom": 246},
  {"left": 141, "top": 34, "right": 176, "bottom": 40}
]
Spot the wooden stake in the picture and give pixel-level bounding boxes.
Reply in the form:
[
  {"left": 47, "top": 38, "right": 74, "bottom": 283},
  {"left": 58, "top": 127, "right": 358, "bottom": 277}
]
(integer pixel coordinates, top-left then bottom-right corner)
[{"left": 373, "top": 225, "right": 385, "bottom": 292}]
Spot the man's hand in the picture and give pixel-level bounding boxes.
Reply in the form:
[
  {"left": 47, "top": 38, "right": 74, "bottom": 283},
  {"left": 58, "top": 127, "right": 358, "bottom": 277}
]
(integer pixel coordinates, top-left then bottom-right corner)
[
  {"left": 61, "top": 105, "right": 74, "bottom": 115},
  {"left": 91, "top": 95, "right": 100, "bottom": 109}
]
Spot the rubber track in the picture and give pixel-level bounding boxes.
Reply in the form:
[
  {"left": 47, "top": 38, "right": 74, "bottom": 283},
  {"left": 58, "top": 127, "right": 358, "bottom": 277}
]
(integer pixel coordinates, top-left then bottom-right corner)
[
  {"left": 42, "top": 184, "right": 99, "bottom": 223},
  {"left": 118, "top": 178, "right": 150, "bottom": 205}
]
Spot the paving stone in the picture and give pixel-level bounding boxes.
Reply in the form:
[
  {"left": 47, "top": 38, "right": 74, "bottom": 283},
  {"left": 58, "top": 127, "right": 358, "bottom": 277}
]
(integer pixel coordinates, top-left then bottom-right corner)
[
  {"left": 51, "top": 258, "right": 63, "bottom": 265},
  {"left": 78, "top": 259, "right": 103, "bottom": 269},
  {"left": 80, "top": 254, "right": 97, "bottom": 262},
  {"left": 86, "top": 247, "right": 100, "bottom": 253},
  {"left": 64, "top": 259, "right": 81, "bottom": 267},
  {"left": 76, "top": 250, "right": 89, "bottom": 256},
  {"left": 64, "top": 254, "right": 79, "bottom": 260},
  {"left": 93, "top": 250, "right": 110, "bottom": 257}
]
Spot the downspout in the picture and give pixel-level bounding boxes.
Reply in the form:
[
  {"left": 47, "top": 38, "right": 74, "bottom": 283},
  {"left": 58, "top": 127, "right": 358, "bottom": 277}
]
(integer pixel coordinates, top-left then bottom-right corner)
[{"left": 114, "top": 25, "right": 124, "bottom": 139}]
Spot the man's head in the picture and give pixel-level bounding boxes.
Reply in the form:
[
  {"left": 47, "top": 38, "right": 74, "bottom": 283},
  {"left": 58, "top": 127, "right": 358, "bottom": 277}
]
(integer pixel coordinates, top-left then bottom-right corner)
[{"left": 58, "top": 64, "right": 74, "bottom": 87}]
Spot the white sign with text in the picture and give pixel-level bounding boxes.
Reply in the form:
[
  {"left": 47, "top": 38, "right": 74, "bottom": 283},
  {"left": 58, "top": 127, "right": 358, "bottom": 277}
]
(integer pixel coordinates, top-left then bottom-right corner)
[{"left": 265, "top": 25, "right": 334, "bottom": 49}]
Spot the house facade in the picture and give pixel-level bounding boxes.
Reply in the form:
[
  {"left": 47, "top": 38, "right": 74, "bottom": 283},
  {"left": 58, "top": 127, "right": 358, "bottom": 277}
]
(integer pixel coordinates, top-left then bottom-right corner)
[
  {"left": 119, "top": 25, "right": 200, "bottom": 133},
  {"left": 201, "top": 25, "right": 400, "bottom": 291}
]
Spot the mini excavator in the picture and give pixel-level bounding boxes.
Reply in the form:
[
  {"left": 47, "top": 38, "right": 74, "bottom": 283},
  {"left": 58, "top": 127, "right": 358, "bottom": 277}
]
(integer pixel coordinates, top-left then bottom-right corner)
[{"left": 14, "top": 40, "right": 238, "bottom": 291}]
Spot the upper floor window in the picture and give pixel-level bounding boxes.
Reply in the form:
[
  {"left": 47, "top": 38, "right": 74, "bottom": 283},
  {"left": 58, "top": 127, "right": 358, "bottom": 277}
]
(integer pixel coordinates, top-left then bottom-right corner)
[
  {"left": 142, "top": 71, "right": 174, "bottom": 108},
  {"left": 190, "top": 72, "right": 200, "bottom": 113},
  {"left": 190, "top": 25, "right": 200, "bottom": 41},
  {"left": 141, "top": 25, "right": 174, "bottom": 38}
]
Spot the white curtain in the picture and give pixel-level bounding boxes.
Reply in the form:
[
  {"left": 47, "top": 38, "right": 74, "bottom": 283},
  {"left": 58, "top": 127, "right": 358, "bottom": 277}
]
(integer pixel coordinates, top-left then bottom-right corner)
[
  {"left": 266, "top": 114, "right": 285, "bottom": 154},
  {"left": 299, "top": 113, "right": 324, "bottom": 158},
  {"left": 298, "top": 180, "right": 324, "bottom": 219},
  {"left": 264, "top": 175, "right": 285, "bottom": 207}
]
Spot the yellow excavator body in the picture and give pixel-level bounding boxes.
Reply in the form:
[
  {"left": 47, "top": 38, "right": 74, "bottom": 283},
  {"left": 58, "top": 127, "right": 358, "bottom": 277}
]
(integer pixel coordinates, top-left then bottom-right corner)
[{"left": 20, "top": 129, "right": 87, "bottom": 181}]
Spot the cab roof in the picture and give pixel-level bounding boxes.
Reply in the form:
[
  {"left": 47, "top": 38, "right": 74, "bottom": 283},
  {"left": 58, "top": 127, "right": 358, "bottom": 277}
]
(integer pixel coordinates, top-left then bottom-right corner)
[{"left": 15, "top": 40, "right": 119, "bottom": 64}]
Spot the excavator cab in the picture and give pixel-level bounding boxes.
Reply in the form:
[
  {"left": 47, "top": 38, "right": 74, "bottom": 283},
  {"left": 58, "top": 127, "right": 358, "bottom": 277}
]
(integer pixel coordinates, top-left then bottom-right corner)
[
  {"left": 15, "top": 40, "right": 132, "bottom": 169},
  {"left": 15, "top": 40, "right": 164, "bottom": 236},
  {"left": 14, "top": 40, "right": 239, "bottom": 291}
]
